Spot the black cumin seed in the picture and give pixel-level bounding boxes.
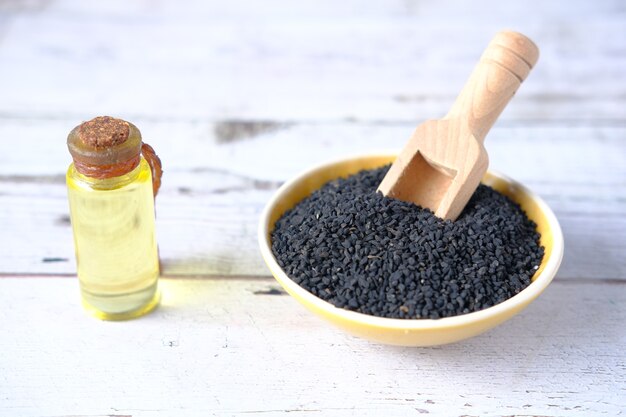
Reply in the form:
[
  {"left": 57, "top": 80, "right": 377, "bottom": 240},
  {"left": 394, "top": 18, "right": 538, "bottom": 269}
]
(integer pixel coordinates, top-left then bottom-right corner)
[{"left": 271, "top": 165, "right": 544, "bottom": 319}]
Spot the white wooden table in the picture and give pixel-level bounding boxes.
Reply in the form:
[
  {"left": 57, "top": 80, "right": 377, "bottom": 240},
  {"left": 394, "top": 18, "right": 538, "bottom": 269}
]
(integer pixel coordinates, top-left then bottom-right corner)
[{"left": 1, "top": 1, "right": 625, "bottom": 416}]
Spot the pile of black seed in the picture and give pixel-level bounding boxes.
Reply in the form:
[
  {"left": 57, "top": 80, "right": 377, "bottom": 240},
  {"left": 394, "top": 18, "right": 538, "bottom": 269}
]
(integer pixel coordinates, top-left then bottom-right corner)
[{"left": 271, "top": 165, "right": 544, "bottom": 319}]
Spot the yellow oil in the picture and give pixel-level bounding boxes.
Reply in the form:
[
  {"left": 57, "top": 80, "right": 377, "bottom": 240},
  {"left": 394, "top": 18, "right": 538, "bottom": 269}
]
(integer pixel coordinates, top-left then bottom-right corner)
[{"left": 66, "top": 158, "right": 160, "bottom": 320}]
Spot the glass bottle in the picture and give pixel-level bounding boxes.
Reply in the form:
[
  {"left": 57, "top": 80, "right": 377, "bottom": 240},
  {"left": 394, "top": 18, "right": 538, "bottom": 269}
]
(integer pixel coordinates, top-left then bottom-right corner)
[{"left": 66, "top": 116, "right": 162, "bottom": 320}]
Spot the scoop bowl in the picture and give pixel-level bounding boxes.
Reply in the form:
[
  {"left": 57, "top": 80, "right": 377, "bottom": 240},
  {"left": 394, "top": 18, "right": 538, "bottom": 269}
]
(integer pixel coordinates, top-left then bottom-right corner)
[{"left": 258, "top": 154, "right": 564, "bottom": 346}]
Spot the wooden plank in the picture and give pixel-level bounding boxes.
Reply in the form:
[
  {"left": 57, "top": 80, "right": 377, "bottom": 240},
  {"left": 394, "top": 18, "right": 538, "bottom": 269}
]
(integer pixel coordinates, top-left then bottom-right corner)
[
  {"left": 1, "top": 120, "right": 625, "bottom": 278},
  {"left": 3, "top": 120, "right": 626, "bottom": 184},
  {"left": 0, "top": 0, "right": 625, "bottom": 122},
  {"left": 0, "top": 277, "right": 623, "bottom": 416},
  {"left": 5, "top": 181, "right": 626, "bottom": 280}
]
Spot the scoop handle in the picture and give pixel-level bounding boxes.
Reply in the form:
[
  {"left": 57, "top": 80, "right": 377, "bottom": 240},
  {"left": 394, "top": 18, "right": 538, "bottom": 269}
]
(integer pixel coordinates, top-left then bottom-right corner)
[{"left": 445, "top": 31, "right": 539, "bottom": 143}]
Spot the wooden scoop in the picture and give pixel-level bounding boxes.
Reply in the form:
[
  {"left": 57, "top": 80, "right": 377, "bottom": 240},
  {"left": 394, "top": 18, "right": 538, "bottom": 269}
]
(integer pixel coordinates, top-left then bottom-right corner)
[{"left": 378, "top": 31, "right": 539, "bottom": 221}]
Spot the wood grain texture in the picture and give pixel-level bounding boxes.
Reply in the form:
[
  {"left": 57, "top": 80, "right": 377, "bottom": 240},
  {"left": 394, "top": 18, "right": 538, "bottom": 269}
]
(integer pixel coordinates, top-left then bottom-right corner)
[
  {"left": 0, "top": 277, "right": 624, "bottom": 417},
  {"left": 0, "top": 1, "right": 625, "bottom": 415},
  {"left": 0, "top": 0, "right": 625, "bottom": 122}
]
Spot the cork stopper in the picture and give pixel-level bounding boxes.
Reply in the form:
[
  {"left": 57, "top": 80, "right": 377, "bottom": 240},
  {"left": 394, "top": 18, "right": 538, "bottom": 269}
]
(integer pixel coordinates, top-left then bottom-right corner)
[
  {"left": 68, "top": 116, "right": 143, "bottom": 178},
  {"left": 79, "top": 116, "right": 130, "bottom": 148}
]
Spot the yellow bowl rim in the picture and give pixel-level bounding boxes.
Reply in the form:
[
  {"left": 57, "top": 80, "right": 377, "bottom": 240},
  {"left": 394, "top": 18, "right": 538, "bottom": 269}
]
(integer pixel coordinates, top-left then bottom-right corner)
[{"left": 258, "top": 152, "right": 564, "bottom": 331}]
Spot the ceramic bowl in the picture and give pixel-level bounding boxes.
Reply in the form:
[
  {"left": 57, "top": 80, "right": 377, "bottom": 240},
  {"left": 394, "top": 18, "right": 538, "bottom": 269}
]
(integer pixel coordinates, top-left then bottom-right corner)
[{"left": 258, "top": 154, "right": 564, "bottom": 346}]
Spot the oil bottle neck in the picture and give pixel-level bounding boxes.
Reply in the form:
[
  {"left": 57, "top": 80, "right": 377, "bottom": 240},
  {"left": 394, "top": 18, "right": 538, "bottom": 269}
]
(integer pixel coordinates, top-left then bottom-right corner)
[{"left": 70, "top": 159, "right": 144, "bottom": 190}]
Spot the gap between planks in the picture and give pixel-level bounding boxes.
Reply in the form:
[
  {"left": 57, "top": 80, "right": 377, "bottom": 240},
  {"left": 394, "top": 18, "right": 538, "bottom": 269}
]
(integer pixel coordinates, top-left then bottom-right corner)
[
  {"left": 2, "top": 113, "right": 626, "bottom": 127},
  {"left": 0, "top": 273, "right": 624, "bottom": 285}
]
